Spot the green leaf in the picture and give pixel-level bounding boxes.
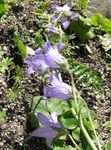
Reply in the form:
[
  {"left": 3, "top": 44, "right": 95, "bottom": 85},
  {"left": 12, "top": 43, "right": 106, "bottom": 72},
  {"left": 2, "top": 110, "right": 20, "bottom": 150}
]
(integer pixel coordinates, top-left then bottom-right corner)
[
  {"left": 0, "top": 0, "right": 9, "bottom": 18},
  {"left": 68, "top": 59, "right": 103, "bottom": 91},
  {"left": 54, "top": 145, "right": 75, "bottom": 150},
  {"left": 77, "top": 0, "right": 90, "bottom": 10},
  {"left": 59, "top": 111, "right": 78, "bottom": 129},
  {"left": 29, "top": 113, "right": 39, "bottom": 129},
  {"left": 72, "top": 127, "right": 80, "bottom": 140},
  {"left": 90, "top": 14, "right": 103, "bottom": 27},
  {"left": 90, "top": 14, "right": 111, "bottom": 34},
  {"left": 71, "top": 15, "right": 95, "bottom": 42},
  {"left": 0, "top": 110, "right": 7, "bottom": 123},
  {"left": 0, "top": 57, "right": 14, "bottom": 73},
  {"left": 13, "top": 29, "right": 26, "bottom": 60},
  {"left": 99, "top": 34, "right": 111, "bottom": 52},
  {"left": 30, "top": 96, "right": 49, "bottom": 115},
  {"left": 48, "top": 98, "right": 70, "bottom": 115}
]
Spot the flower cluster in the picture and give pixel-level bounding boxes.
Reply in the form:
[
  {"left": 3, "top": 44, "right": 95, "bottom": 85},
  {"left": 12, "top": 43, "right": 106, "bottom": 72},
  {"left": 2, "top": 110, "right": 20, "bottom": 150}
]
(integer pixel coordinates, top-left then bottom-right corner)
[
  {"left": 50, "top": 2, "right": 78, "bottom": 30},
  {"left": 25, "top": 42, "right": 64, "bottom": 75}
]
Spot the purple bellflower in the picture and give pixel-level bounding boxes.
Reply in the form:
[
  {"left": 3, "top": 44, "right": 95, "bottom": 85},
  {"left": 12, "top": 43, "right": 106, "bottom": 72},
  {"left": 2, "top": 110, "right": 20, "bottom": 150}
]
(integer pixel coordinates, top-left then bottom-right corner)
[
  {"left": 52, "top": 2, "right": 71, "bottom": 13},
  {"left": 44, "top": 41, "right": 64, "bottom": 68},
  {"left": 32, "top": 112, "right": 60, "bottom": 147},
  {"left": 51, "top": 2, "right": 78, "bottom": 29},
  {"left": 25, "top": 42, "right": 65, "bottom": 74},
  {"left": 24, "top": 48, "right": 49, "bottom": 75},
  {"left": 44, "top": 72, "right": 72, "bottom": 100}
]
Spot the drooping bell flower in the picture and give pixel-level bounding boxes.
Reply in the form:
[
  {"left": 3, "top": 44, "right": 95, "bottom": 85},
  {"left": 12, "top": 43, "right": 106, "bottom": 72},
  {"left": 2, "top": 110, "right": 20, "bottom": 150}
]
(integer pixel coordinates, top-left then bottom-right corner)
[
  {"left": 44, "top": 72, "right": 72, "bottom": 100},
  {"left": 44, "top": 41, "right": 65, "bottom": 68},
  {"left": 25, "top": 48, "right": 49, "bottom": 75},
  {"left": 51, "top": 2, "right": 78, "bottom": 29},
  {"left": 32, "top": 112, "right": 60, "bottom": 147}
]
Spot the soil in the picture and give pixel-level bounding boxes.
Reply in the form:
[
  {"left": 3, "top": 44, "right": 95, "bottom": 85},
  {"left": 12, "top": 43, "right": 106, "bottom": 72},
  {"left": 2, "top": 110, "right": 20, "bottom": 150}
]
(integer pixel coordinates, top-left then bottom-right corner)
[{"left": 0, "top": 0, "right": 111, "bottom": 150}]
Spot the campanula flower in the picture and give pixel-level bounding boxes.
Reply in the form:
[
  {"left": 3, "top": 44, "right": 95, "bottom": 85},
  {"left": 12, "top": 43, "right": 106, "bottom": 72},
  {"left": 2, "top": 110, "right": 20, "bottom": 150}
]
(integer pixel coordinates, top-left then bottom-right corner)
[
  {"left": 61, "top": 17, "right": 70, "bottom": 29},
  {"left": 32, "top": 112, "right": 60, "bottom": 147},
  {"left": 51, "top": 2, "right": 78, "bottom": 29},
  {"left": 44, "top": 72, "right": 72, "bottom": 100},
  {"left": 44, "top": 41, "right": 64, "bottom": 68},
  {"left": 52, "top": 2, "right": 71, "bottom": 13},
  {"left": 25, "top": 49, "right": 49, "bottom": 75}
]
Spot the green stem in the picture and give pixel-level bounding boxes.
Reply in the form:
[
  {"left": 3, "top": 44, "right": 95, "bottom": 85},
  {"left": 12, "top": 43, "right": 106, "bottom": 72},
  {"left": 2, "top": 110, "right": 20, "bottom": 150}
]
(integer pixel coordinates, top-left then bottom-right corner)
[
  {"left": 79, "top": 111, "right": 98, "bottom": 150},
  {"left": 86, "top": 105, "right": 102, "bottom": 150},
  {"left": 53, "top": 12, "right": 63, "bottom": 26},
  {"left": 68, "top": 133, "right": 80, "bottom": 150}
]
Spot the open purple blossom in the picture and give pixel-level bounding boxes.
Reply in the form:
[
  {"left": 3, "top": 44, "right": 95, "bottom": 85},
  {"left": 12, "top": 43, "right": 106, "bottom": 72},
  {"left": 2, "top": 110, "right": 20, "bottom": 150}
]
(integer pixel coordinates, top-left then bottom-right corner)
[
  {"left": 24, "top": 49, "right": 49, "bottom": 75},
  {"left": 44, "top": 72, "right": 72, "bottom": 100},
  {"left": 52, "top": 2, "right": 71, "bottom": 13},
  {"left": 51, "top": 2, "right": 78, "bottom": 29},
  {"left": 61, "top": 17, "right": 70, "bottom": 29},
  {"left": 32, "top": 112, "right": 60, "bottom": 147},
  {"left": 44, "top": 41, "right": 64, "bottom": 68},
  {"left": 47, "top": 25, "right": 55, "bottom": 34},
  {"left": 25, "top": 42, "right": 65, "bottom": 74}
]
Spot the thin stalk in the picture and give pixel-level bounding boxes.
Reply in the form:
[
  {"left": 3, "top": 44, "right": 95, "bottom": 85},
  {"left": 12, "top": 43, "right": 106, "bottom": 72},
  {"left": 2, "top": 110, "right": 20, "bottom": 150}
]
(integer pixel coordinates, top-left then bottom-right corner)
[
  {"left": 79, "top": 111, "right": 98, "bottom": 150},
  {"left": 68, "top": 133, "right": 80, "bottom": 150},
  {"left": 86, "top": 105, "right": 102, "bottom": 150},
  {"left": 53, "top": 12, "right": 63, "bottom": 26}
]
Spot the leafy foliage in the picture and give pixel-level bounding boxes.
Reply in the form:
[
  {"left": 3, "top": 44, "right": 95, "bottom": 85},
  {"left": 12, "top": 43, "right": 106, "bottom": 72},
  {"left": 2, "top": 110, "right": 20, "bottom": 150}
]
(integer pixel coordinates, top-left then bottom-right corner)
[
  {"left": 99, "top": 34, "right": 111, "bottom": 52},
  {"left": 0, "top": 57, "right": 14, "bottom": 73},
  {"left": 71, "top": 15, "right": 95, "bottom": 42},
  {"left": 90, "top": 13, "right": 111, "bottom": 34},
  {"left": 0, "top": 0, "right": 8, "bottom": 18},
  {"left": 0, "top": 110, "right": 7, "bottom": 123},
  {"left": 13, "top": 28, "right": 27, "bottom": 60},
  {"left": 68, "top": 59, "right": 103, "bottom": 91},
  {"left": 77, "top": 0, "right": 90, "bottom": 10}
]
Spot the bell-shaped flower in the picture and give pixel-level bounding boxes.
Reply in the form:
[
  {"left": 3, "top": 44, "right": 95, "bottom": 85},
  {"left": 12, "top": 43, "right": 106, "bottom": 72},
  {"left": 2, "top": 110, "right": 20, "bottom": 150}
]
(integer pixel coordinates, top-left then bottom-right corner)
[
  {"left": 61, "top": 17, "right": 70, "bottom": 29},
  {"left": 25, "top": 48, "right": 49, "bottom": 75},
  {"left": 51, "top": 2, "right": 78, "bottom": 30},
  {"left": 44, "top": 41, "right": 64, "bottom": 68},
  {"left": 52, "top": 2, "right": 71, "bottom": 13},
  {"left": 32, "top": 112, "right": 60, "bottom": 147},
  {"left": 44, "top": 72, "right": 72, "bottom": 100}
]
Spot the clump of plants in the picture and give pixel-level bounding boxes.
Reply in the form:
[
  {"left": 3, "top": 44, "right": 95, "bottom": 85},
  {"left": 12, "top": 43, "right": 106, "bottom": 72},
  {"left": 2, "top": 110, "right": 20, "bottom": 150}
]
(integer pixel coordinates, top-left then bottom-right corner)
[{"left": 24, "top": 1, "right": 111, "bottom": 149}]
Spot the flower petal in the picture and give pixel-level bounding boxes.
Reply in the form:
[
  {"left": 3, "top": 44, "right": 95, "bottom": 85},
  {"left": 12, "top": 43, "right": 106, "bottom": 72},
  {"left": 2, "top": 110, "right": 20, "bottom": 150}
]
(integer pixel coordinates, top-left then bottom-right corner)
[
  {"left": 61, "top": 17, "right": 70, "bottom": 29},
  {"left": 45, "top": 47, "right": 64, "bottom": 68},
  {"left": 37, "top": 113, "right": 51, "bottom": 127},
  {"left": 71, "top": 12, "right": 78, "bottom": 20},
  {"left": 56, "top": 43, "right": 64, "bottom": 52},
  {"left": 43, "top": 41, "right": 51, "bottom": 53},
  {"left": 32, "top": 127, "right": 58, "bottom": 138}
]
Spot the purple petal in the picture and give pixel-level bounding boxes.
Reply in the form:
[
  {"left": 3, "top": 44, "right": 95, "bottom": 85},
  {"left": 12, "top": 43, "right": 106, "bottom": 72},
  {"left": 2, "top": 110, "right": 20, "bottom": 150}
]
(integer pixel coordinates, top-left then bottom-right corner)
[
  {"left": 52, "top": 14, "right": 59, "bottom": 23},
  {"left": 44, "top": 72, "right": 72, "bottom": 100},
  {"left": 37, "top": 113, "right": 51, "bottom": 127},
  {"left": 62, "top": 2, "right": 71, "bottom": 11},
  {"left": 33, "top": 54, "right": 48, "bottom": 74},
  {"left": 71, "top": 12, "right": 78, "bottom": 20},
  {"left": 56, "top": 43, "right": 64, "bottom": 52},
  {"left": 24, "top": 57, "right": 32, "bottom": 65},
  {"left": 51, "top": 4, "right": 62, "bottom": 12},
  {"left": 25, "top": 67, "right": 35, "bottom": 75},
  {"left": 35, "top": 48, "right": 43, "bottom": 55},
  {"left": 61, "top": 17, "right": 70, "bottom": 29},
  {"left": 44, "top": 86, "right": 71, "bottom": 100},
  {"left": 45, "top": 47, "right": 64, "bottom": 68},
  {"left": 47, "top": 25, "right": 54, "bottom": 34},
  {"left": 32, "top": 127, "right": 58, "bottom": 138},
  {"left": 49, "top": 112, "right": 60, "bottom": 127},
  {"left": 43, "top": 41, "right": 51, "bottom": 53},
  {"left": 49, "top": 72, "right": 61, "bottom": 86}
]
